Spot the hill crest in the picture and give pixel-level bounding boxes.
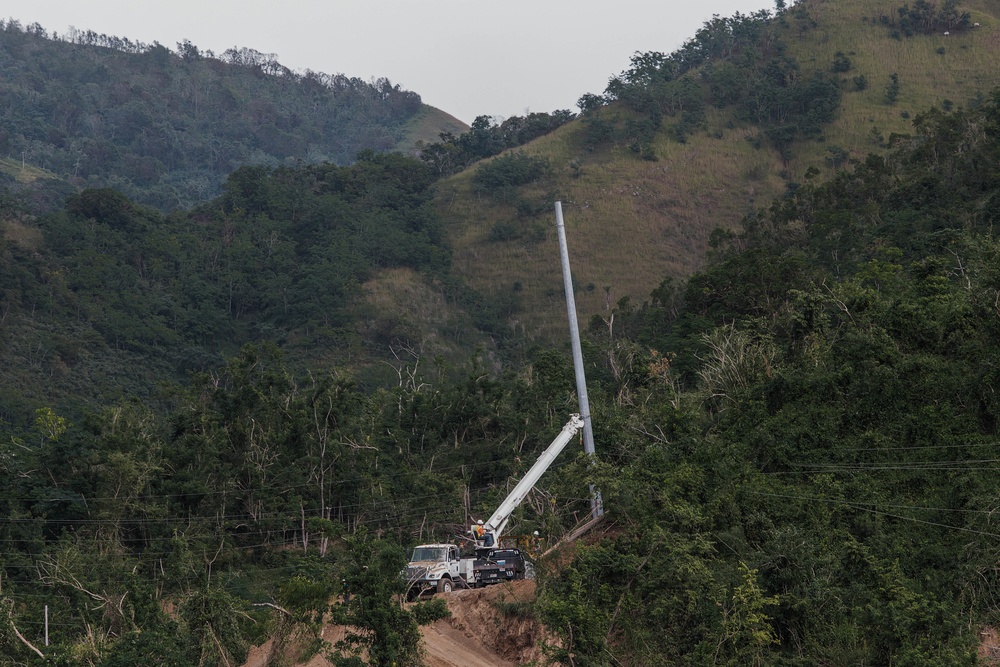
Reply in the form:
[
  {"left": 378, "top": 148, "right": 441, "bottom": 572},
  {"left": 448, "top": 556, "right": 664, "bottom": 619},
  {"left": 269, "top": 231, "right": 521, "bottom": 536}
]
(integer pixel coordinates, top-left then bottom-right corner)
[{"left": 432, "top": 0, "right": 1000, "bottom": 342}]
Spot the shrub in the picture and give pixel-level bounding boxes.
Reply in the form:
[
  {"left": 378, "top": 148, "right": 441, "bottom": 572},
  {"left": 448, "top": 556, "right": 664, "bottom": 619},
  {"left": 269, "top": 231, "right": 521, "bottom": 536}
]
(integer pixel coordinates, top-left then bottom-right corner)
[
  {"left": 832, "top": 51, "right": 852, "bottom": 72},
  {"left": 472, "top": 153, "right": 550, "bottom": 196},
  {"left": 885, "top": 73, "right": 900, "bottom": 105},
  {"left": 488, "top": 221, "right": 519, "bottom": 242},
  {"left": 412, "top": 598, "right": 451, "bottom": 625}
]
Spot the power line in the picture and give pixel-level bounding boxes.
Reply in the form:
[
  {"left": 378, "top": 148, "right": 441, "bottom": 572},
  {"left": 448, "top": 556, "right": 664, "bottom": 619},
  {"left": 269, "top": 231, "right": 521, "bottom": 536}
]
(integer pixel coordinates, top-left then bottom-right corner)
[
  {"left": 0, "top": 456, "right": 510, "bottom": 504},
  {"left": 745, "top": 490, "right": 1000, "bottom": 537}
]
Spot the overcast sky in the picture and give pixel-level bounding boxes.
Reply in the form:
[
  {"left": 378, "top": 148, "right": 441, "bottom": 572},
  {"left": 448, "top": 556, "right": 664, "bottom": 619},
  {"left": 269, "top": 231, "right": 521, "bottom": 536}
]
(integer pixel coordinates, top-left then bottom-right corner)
[{"left": 5, "top": 0, "right": 774, "bottom": 125}]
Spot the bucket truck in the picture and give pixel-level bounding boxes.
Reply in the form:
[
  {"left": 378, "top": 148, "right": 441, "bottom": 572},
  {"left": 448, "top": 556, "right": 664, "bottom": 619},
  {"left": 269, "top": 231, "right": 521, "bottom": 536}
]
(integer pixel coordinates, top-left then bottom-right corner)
[{"left": 403, "top": 414, "right": 584, "bottom": 597}]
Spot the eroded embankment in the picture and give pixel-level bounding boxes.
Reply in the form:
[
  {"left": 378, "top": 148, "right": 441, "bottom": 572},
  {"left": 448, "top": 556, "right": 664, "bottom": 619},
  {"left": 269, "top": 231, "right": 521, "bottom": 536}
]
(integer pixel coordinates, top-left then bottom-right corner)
[{"left": 242, "top": 579, "right": 547, "bottom": 667}]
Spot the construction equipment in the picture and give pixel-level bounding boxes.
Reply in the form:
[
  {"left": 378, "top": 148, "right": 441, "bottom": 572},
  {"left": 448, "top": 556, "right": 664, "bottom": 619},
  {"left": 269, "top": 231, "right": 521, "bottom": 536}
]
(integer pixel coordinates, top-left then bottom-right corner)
[{"left": 403, "top": 414, "right": 584, "bottom": 597}]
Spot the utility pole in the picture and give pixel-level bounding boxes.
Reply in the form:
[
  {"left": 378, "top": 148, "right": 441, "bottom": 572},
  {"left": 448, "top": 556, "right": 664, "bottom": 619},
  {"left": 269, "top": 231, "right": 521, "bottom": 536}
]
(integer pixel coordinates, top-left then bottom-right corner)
[{"left": 555, "top": 201, "right": 604, "bottom": 519}]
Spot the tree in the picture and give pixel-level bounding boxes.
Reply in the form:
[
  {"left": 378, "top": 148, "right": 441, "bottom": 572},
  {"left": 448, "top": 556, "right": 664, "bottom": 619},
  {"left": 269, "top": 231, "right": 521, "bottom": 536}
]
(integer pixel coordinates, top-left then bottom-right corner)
[
  {"left": 886, "top": 73, "right": 901, "bottom": 104},
  {"left": 329, "top": 533, "right": 422, "bottom": 667}
]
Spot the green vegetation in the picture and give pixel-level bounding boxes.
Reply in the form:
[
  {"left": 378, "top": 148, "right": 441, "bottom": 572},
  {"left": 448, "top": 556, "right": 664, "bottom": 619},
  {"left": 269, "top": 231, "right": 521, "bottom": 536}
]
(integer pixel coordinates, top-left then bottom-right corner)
[
  {"left": 410, "top": 598, "right": 451, "bottom": 625},
  {"left": 533, "top": 89, "right": 1000, "bottom": 666},
  {"left": 0, "top": 19, "right": 424, "bottom": 210},
  {"left": 0, "top": 335, "right": 588, "bottom": 663},
  {"left": 418, "top": 111, "right": 574, "bottom": 176},
  {"left": 472, "top": 152, "right": 551, "bottom": 199},
  {"left": 578, "top": 10, "right": 842, "bottom": 155},
  {"left": 329, "top": 534, "right": 423, "bottom": 666},
  {"left": 876, "top": 0, "right": 972, "bottom": 38},
  {"left": 5, "top": 90, "right": 1000, "bottom": 665},
  {"left": 0, "top": 152, "right": 460, "bottom": 413},
  {"left": 4, "top": 1, "right": 1000, "bottom": 664}
]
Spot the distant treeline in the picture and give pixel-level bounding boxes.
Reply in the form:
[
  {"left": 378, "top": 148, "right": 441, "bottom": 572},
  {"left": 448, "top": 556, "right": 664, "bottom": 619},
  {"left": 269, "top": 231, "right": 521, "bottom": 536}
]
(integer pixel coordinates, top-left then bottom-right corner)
[
  {"left": 419, "top": 110, "right": 575, "bottom": 176},
  {"left": 0, "top": 19, "right": 423, "bottom": 210}
]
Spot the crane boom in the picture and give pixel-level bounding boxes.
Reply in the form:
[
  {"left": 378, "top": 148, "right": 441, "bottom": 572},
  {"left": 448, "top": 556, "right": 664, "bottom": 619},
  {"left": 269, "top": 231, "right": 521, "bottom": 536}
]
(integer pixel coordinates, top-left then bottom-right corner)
[{"left": 475, "top": 414, "right": 584, "bottom": 547}]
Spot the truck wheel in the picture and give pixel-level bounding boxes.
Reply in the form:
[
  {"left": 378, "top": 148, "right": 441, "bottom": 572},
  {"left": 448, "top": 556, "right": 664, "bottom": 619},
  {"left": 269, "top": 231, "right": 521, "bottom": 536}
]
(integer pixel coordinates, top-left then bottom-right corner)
[{"left": 437, "top": 577, "right": 453, "bottom": 593}]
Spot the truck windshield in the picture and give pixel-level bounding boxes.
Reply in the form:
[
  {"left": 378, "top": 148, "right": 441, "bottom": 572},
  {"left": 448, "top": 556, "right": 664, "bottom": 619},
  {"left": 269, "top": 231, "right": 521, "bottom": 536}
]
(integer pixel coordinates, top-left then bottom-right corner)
[{"left": 410, "top": 547, "right": 448, "bottom": 562}]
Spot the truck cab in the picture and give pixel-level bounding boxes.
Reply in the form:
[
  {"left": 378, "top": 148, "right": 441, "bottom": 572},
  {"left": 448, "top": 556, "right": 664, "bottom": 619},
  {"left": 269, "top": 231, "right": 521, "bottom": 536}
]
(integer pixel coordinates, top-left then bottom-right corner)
[{"left": 403, "top": 544, "right": 465, "bottom": 598}]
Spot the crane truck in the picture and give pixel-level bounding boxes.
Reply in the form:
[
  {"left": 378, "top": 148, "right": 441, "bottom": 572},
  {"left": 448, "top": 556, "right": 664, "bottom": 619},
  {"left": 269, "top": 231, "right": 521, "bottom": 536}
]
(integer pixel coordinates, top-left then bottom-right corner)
[{"left": 403, "top": 414, "right": 584, "bottom": 597}]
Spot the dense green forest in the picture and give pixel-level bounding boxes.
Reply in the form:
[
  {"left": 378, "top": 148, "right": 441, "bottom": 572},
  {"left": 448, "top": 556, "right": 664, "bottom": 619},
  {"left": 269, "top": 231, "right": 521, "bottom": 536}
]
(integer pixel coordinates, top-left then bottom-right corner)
[
  {"left": 3, "top": 87, "right": 1000, "bottom": 664},
  {"left": 0, "top": 151, "right": 482, "bottom": 425},
  {"left": 0, "top": 19, "right": 423, "bottom": 210},
  {"left": 535, "top": 91, "right": 1000, "bottom": 665},
  {"left": 5, "top": 2, "right": 1000, "bottom": 664}
]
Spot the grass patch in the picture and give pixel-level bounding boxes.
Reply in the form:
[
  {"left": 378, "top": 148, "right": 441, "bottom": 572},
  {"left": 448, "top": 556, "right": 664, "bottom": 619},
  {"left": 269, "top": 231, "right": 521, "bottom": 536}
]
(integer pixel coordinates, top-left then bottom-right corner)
[
  {"left": 0, "top": 157, "right": 58, "bottom": 183},
  {"left": 492, "top": 593, "right": 536, "bottom": 620},
  {"left": 396, "top": 105, "right": 469, "bottom": 155},
  {"left": 2, "top": 219, "right": 44, "bottom": 250}
]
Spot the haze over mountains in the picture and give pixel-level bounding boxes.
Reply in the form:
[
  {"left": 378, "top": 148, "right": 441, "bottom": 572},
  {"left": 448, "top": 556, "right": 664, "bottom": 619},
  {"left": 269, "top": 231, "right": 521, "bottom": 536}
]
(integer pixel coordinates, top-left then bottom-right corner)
[
  {"left": 0, "top": 20, "right": 469, "bottom": 212},
  {"left": 4, "top": 1, "right": 1000, "bottom": 664}
]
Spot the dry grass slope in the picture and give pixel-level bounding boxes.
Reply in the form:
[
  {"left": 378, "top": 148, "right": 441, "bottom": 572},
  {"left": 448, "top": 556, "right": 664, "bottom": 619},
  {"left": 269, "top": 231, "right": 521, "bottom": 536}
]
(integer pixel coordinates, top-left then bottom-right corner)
[
  {"left": 783, "top": 0, "right": 1000, "bottom": 172},
  {"left": 433, "top": 0, "right": 1000, "bottom": 343},
  {"left": 0, "top": 157, "right": 57, "bottom": 183},
  {"left": 396, "top": 105, "right": 470, "bottom": 157}
]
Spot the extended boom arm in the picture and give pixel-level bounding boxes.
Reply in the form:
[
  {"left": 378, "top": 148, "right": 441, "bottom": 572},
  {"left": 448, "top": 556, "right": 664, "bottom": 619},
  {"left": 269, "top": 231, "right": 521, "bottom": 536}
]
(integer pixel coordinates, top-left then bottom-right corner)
[{"left": 474, "top": 414, "right": 584, "bottom": 548}]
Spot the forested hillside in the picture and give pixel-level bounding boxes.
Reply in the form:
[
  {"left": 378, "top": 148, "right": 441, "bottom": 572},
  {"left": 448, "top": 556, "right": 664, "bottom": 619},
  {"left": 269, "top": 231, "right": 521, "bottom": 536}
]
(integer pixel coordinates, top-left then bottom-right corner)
[
  {"left": 0, "top": 152, "right": 500, "bottom": 425},
  {"left": 3, "top": 88, "right": 1000, "bottom": 665},
  {"left": 434, "top": 0, "right": 1000, "bottom": 342},
  {"left": 536, "top": 90, "right": 1000, "bottom": 666},
  {"left": 4, "top": 1, "right": 1000, "bottom": 664},
  {"left": 0, "top": 19, "right": 428, "bottom": 210}
]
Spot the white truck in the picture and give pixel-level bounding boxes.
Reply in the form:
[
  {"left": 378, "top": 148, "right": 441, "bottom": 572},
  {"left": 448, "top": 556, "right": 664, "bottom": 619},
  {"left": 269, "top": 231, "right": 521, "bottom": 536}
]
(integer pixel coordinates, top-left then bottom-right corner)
[{"left": 403, "top": 414, "right": 584, "bottom": 598}]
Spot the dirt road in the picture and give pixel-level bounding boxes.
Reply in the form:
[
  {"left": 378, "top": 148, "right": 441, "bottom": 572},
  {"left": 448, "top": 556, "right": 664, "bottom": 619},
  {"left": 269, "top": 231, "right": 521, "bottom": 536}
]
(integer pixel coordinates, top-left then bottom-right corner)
[
  {"left": 241, "top": 581, "right": 540, "bottom": 667},
  {"left": 422, "top": 620, "right": 516, "bottom": 667}
]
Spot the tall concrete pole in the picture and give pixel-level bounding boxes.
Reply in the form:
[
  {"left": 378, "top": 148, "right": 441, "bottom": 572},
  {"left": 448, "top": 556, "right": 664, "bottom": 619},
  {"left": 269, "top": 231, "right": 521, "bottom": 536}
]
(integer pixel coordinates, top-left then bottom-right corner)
[{"left": 555, "top": 201, "right": 604, "bottom": 518}]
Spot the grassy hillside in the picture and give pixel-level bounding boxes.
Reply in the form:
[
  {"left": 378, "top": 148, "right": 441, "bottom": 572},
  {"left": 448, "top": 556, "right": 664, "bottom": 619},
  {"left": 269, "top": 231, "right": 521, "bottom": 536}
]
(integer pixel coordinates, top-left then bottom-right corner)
[
  {"left": 434, "top": 0, "right": 1000, "bottom": 343},
  {"left": 395, "top": 105, "right": 470, "bottom": 156},
  {"left": 783, "top": 0, "right": 1000, "bottom": 170}
]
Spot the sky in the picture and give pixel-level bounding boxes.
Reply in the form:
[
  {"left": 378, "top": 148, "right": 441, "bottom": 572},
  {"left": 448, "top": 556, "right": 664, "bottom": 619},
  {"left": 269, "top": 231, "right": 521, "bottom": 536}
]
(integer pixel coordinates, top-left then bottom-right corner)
[{"left": 4, "top": 1, "right": 774, "bottom": 125}]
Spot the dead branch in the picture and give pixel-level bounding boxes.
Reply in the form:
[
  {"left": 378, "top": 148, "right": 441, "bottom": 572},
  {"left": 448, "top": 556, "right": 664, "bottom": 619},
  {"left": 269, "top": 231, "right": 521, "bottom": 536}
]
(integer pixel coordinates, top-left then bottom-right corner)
[
  {"left": 4, "top": 600, "right": 44, "bottom": 659},
  {"left": 251, "top": 602, "right": 291, "bottom": 616},
  {"left": 341, "top": 436, "right": 377, "bottom": 451}
]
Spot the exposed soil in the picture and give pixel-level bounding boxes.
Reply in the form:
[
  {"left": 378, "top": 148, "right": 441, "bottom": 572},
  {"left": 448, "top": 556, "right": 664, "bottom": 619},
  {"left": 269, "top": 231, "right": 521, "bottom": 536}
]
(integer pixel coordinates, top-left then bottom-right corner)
[
  {"left": 440, "top": 580, "right": 545, "bottom": 665},
  {"left": 980, "top": 627, "right": 1000, "bottom": 664},
  {"left": 241, "top": 580, "right": 545, "bottom": 667}
]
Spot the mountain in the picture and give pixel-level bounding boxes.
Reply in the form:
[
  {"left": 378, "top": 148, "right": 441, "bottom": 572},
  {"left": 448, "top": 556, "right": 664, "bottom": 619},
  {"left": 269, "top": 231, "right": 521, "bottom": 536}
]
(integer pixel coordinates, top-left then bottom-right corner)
[
  {"left": 0, "top": 19, "right": 465, "bottom": 211},
  {"left": 433, "top": 0, "right": 1000, "bottom": 342},
  {"left": 4, "top": 0, "right": 999, "bottom": 423},
  {"left": 5, "top": 1, "right": 1000, "bottom": 665}
]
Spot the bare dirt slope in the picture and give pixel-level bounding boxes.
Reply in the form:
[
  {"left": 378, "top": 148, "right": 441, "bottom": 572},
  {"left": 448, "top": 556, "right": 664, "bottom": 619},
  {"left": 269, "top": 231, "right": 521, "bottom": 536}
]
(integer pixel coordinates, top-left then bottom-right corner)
[
  {"left": 438, "top": 581, "right": 543, "bottom": 665},
  {"left": 241, "top": 580, "right": 544, "bottom": 667},
  {"left": 422, "top": 621, "right": 515, "bottom": 667}
]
